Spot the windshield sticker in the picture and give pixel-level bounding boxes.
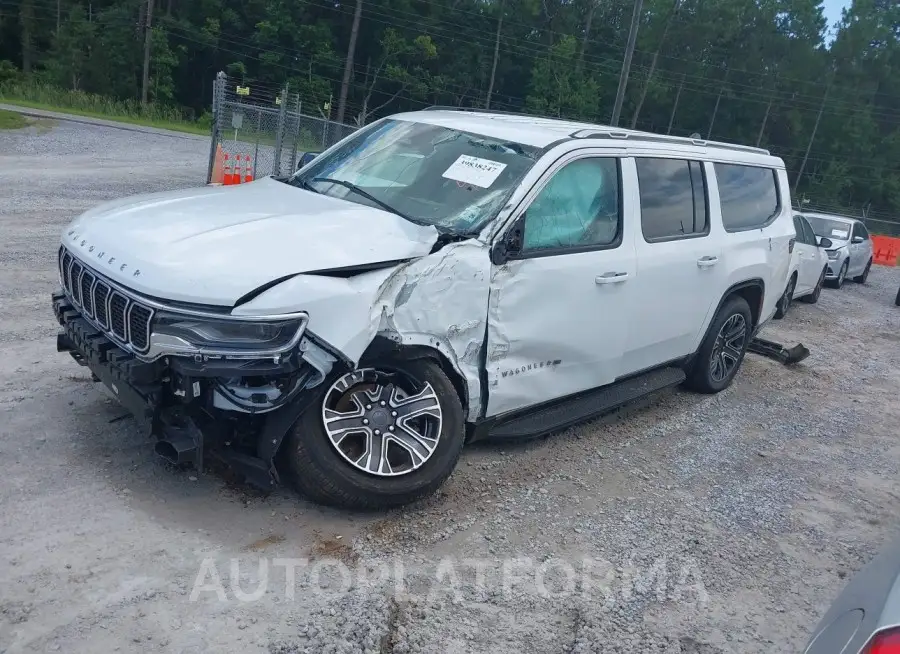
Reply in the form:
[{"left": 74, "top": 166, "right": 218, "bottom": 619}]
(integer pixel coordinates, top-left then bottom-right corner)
[
  {"left": 442, "top": 155, "right": 507, "bottom": 188},
  {"left": 831, "top": 228, "right": 849, "bottom": 238}
]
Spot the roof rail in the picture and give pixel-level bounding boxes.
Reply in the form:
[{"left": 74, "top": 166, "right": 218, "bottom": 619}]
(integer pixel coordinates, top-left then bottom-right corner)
[
  {"left": 422, "top": 105, "right": 536, "bottom": 118},
  {"left": 569, "top": 128, "right": 770, "bottom": 155}
]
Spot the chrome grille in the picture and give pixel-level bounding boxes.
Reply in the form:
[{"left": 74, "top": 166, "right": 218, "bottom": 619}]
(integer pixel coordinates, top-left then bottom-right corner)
[{"left": 58, "top": 247, "right": 154, "bottom": 353}]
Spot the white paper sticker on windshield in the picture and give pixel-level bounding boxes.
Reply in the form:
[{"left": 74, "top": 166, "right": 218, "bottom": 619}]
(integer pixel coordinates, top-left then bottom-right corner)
[
  {"left": 831, "top": 228, "right": 849, "bottom": 238},
  {"left": 442, "top": 155, "right": 507, "bottom": 188}
]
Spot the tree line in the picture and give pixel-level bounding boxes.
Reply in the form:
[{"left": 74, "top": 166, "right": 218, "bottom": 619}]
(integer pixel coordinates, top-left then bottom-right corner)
[{"left": 0, "top": 0, "right": 898, "bottom": 218}]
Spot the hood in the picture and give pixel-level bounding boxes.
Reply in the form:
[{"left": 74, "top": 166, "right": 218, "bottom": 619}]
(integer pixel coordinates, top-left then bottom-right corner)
[{"left": 62, "top": 177, "right": 440, "bottom": 306}]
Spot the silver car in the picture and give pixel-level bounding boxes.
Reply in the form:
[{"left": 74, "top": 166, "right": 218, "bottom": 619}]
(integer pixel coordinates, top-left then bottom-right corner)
[
  {"left": 802, "top": 212, "right": 875, "bottom": 288},
  {"left": 804, "top": 536, "right": 900, "bottom": 653}
]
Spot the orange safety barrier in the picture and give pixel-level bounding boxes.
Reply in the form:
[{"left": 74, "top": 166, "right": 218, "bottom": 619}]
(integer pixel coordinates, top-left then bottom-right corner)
[
  {"left": 210, "top": 144, "right": 225, "bottom": 184},
  {"left": 872, "top": 234, "right": 900, "bottom": 267}
]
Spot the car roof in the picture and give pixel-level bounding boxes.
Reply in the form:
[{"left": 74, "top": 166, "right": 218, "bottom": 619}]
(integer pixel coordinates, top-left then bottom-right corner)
[{"left": 388, "top": 108, "right": 779, "bottom": 164}]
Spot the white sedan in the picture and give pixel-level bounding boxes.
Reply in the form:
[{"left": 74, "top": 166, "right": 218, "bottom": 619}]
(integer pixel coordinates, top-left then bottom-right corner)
[{"left": 774, "top": 212, "right": 831, "bottom": 318}]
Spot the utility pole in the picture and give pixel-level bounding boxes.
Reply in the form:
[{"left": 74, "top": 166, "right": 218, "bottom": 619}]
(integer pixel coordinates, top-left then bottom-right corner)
[
  {"left": 141, "top": 0, "right": 154, "bottom": 107},
  {"left": 57, "top": 0, "right": 60, "bottom": 34},
  {"left": 793, "top": 78, "right": 831, "bottom": 194},
  {"left": 336, "top": 0, "right": 363, "bottom": 125},
  {"left": 756, "top": 94, "right": 773, "bottom": 147},
  {"left": 666, "top": 73, "right": 685, "bottom": 135},
  {"left": 630, "top": 0, "right": 679, "bottom": 129},
  {"left": 707, "top": 71, "right": 728, "bottom": 139},
  {"left": 486, "top": 0, "right": 504, "bottom": 110},
  {"left": 610, "top": 0, "right": 643, "bottom": 127}
]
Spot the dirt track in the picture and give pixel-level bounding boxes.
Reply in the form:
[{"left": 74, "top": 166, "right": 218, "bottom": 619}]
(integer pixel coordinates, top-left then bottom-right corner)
[{"left": 1, "top": 114, "right": 900, "bottom": 654}]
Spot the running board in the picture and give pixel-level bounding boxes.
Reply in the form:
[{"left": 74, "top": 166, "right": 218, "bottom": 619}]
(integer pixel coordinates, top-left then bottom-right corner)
[
  {"left": 487, "top": 366, "right": 686, "bottom": 439},
  {"left": 746, "top": 337, "right": 810, "bottom": 365}
]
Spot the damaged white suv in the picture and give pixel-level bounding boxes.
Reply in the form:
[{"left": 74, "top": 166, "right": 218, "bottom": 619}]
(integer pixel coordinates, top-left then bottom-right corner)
[{"left": 53, "top": 108, "right": 794, "bottom": 509}]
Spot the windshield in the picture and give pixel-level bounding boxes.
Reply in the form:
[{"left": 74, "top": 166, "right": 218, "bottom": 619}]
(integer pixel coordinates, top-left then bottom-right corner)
[
  {"left": 287, "top": 118, "right": 540, "bottom": 233},
  {"left": 804, "top": 215, "right": 853, "bottom": 240}
]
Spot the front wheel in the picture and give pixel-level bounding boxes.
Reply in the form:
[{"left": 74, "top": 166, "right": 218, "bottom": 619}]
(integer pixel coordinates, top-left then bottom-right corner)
[
  {"left": 685, "top": 295, "right": 753, "bottom": 394},
  {"left": 895, "top": 285, "right": 900, "bottom": 306},
  {"left": 853, "top": 258, "right": 872, "bottom": 284},
  {"left": 827, "top": 260, "right": 848, "bottom": 288},
  {"left": 284, "top": 358, "right": 465, "bottom": 509}
]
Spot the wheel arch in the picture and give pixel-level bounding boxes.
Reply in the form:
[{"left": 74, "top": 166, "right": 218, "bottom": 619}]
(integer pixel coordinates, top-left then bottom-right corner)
[
  {"left": 718, "top": 278, "right": 766, "bottom": 330},
  {"left": 360, "top": 335, "right": 471, "bottom": 419}
]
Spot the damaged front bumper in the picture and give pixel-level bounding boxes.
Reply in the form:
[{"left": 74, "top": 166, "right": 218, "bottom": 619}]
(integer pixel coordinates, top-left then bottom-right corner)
[{"left": 52, "top": 291, "right": 345, "bottom": 489}]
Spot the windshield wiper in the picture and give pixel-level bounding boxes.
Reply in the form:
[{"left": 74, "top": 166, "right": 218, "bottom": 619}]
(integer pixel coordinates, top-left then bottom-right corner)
[
  {"left": 288, "top": 176, "right": 320, "bottom": 194},
  {"left": 310, "top": 177, "right": 416, "bottom": 223}
]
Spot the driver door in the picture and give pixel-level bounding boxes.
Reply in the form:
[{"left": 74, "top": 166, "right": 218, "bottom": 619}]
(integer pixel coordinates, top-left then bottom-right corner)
[{"left": 484, "top": 151, "right": 636, "bottom": 418}]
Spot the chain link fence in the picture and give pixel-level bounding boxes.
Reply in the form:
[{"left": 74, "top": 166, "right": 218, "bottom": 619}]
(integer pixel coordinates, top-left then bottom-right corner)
[
  {"left": 794, "top": 199, "right": 900, "bottom": 237},
  {"left": 206, "top": 72, "right": 358, "bottom": 184}
]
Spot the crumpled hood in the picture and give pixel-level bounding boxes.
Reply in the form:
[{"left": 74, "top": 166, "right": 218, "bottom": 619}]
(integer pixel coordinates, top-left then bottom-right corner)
[{"left": 61, "top": 177, "right": 439, "bottom": 306}]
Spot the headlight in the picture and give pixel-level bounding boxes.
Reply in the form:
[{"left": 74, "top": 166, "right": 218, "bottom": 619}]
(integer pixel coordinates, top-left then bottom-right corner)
[
  {"left": 152, "top": 312, "right": 305, "bottom": 354},
  {"left": 825, "top": 249, "right": 841, "bottom": 260}
]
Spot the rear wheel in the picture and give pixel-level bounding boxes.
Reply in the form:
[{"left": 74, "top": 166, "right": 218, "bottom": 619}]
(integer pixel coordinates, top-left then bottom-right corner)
[
  {"left": 801, "top": 266, "right": 827, "bottom": 304},
  {"left": 828, "top": 260, "right": 848, "bottom": 289},
  {"left": 773, "top": 274, "right": 796, "bottom": 319},
  {"left": 853, "top": 258, "right": 872, "bottom": 284},
  {"left": 284, "top": 358, "right": 465, "bottom": 509},
  {"left": 685, "top": 295, "right": 752, "bottom": 394}
]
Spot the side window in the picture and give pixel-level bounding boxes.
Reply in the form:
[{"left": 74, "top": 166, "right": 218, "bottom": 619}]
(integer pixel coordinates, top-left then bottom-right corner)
[
  {"left": 792, "top": 215, "right": 805, "bottom": 241},
  {"left": 522, "top": 158, "right": 621, "bottom": 252},
  {"left": 799, "top": 217, "right": 818, "bottom": 245},
  {"left": 636, "top": 158, "right": 709, "bottom": 241},
  {"left": 855, "top": 223, "right": 870, "bottom": 240},
  {"left": 714, "top": 163, "right": 780, "bottom": 232}
]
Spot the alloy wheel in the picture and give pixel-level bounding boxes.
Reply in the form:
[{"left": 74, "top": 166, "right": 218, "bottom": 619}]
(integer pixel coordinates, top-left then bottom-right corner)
[
  {"left": 321, "top": 368, "right": 443, "bottom": 477},
  {"left": 709, "top": 314, "right": 748, "bottom": 383}
]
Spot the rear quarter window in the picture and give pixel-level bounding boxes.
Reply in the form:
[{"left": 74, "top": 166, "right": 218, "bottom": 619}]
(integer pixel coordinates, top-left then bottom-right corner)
[{"left": 714, "top": 163, "right": 781, "bottom": 232}]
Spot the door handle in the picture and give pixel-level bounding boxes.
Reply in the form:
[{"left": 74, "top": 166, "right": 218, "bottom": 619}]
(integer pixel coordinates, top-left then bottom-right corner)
[
  {"left": 697, "top": 256, "right": 719, "bottom": 268},
  {"left": 596, "top": 272, "right": 629, "bottom": 284}
]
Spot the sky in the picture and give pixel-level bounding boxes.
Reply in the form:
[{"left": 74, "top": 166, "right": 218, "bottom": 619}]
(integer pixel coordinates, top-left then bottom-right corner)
[{"left": 822, "top": 0, "right": 850, "bottom": 33}]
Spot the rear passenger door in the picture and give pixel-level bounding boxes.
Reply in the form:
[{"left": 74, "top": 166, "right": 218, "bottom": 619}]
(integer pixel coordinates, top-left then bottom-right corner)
[
  {"left": 850, "top": 222, "right": 872, "bottom": 276},
  {"left": 622, "top": 157, "right": 725, "bottom": 375}
]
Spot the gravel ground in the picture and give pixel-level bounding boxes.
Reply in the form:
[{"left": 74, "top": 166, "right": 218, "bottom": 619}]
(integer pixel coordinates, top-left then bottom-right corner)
[{"left": 1, "top": 115, "right": 900, "bottom": 654}]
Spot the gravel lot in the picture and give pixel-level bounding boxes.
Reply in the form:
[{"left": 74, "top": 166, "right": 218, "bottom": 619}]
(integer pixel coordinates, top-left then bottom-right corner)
[{"left": 1, "top": 114, "right": 899, "bottom": 654}]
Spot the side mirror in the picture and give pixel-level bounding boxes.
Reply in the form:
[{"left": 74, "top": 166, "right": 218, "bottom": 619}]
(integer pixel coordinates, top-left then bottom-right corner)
[
  {"left": 818, "top": 237, "right": 833, "bottom": 249},
  {"left": 491, "top": 220, "right": 525, "bottom": 265},
  {"left": 296, "top": 152, "right": 318, "bottom": 171},
  {"left": 852, "top": 235, "right": 864, "bottom": 244}
]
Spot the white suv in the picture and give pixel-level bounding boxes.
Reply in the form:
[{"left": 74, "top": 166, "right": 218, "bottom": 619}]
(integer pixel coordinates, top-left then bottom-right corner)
[{"left": 53, "top": 109, "right": 795, "bottom": 509}]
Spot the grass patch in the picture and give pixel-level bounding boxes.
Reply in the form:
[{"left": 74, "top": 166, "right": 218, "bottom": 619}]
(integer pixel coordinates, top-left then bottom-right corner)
[
  {"left": 0, "top": 108, "right": 28, "bottom": 129},
  {"left": 0, "top": 81, "right": 210, "bottom": 136}
]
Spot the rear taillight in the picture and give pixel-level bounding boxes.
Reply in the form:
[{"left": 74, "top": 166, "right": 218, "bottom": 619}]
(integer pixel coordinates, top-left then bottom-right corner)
[
  {"left": 865, "top": 628, "right": 900, "bottom": 653},
  {"left": 789, "top": 238, "right": 796, "bottom": 253}
]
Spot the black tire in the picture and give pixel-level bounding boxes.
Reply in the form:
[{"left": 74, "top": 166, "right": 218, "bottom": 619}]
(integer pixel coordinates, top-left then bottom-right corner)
[
  {"left": 800, "top": 266, "right": 827, "bottom": 304},
  {"left": 685, "top": 295, "right": 753, "bottom": 394},
  {"left": 853, "top": 258, "right": 872, "bottom": 284},
  {"left": 773, "top": 274, "right": 796, "bottom": 319},
  {"left": 284, "top": 357, "right": 465, "bottom": 510},
  {"left": 827, "top": 260, "right": 848, "bottom": 288},
  {"left": 895, "top": 285, "right": 900, "bottom": 306}
]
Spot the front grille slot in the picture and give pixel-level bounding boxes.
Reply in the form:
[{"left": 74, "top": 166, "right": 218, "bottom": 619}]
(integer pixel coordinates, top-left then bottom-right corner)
[
  {"left": 70, "top": 262, "right": 84, "bottom": 305},
  {"left": 93, "top": 282, "right": 111, "bottom": 328},
  {"left": 109, "top": 292, "right": 129, "bottom": 340},
  {"left": 80, "top": 271, "right": 95, "bottom": 317},
  {"left": 59, "top": 247, "right": 156, "bottom": 354},
  {"left": 128, "top": 305, "right": 152, "bottom": 351}
]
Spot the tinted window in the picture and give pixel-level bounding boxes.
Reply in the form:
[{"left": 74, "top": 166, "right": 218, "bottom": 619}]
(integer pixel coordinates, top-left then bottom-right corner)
[
  {"left": 714, "top": 163, "right": 780, "bottom": 231},
  {"left": 522, "top": 158, "right": 620, "bottom": 251},
  {"left": 637, "top": 158, "right": 709, "bottom": 241},
  {"left": 854, "top": 222, "right": 869, "bottom": 240}
]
